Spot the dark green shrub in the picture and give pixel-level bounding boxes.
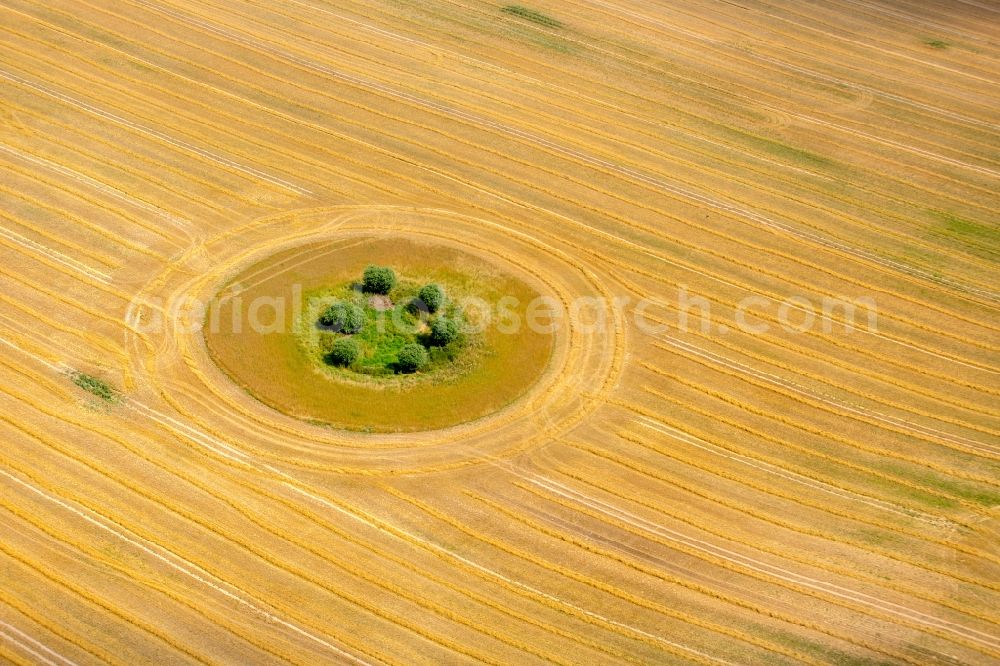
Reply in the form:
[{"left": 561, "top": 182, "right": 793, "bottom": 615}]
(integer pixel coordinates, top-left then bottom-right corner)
[
  {"left": 327, "top": 337, "right": 360, "bottom": 366},
  {"left": 362, "top": 265, "right": 397, "bottom": 294},
  {"left": 318, "top": 302, "right": 364, "bottom": 332},
  {"left": 417, "top": 283, "right": 444, "bottom": 313},
  {"left": 396, "top": 343, "right": 428, "bottom": 373},
  {"left": 430, "top": 317, "right": 459, "bottom": 346},
  {"left": 71, "top": 372, "right": 118, "bottom": 403}
]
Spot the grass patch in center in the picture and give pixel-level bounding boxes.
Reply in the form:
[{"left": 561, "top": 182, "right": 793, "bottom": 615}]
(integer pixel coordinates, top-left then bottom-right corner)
[{"left": 300, "top": 272, "right": 477, "bottom": 381}]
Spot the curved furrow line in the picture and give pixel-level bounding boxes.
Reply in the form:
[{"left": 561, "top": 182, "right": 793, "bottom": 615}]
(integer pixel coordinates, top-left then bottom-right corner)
[
  {"left": 102, "top": 396, "right": 681, "bottom": 661},
  {"left": 522, "top": 467, "right": 999, "bottom": 635},
  {"left": 696, "top": 321, "right": 1000, "bottom": 431},
  {"left": 427, "top": 0, "right": 1000, "bottom": 157},
  {"left": 0, "top": 5, "right": 429, "bottom": 206},
  {"left": 630, "top": 415, "right": 978, "bottom": 540},
  {"left": 122, "top": 207, "right": 621, "bottom": 470},
  {"left": 0, "top": 330, "right": 624, "bottom": 660},
  {"left": 209, "top": 473, "right": 669, "bottom": 663},
  {"left": 0, "top": 397, "right": 642, "bottom": 663},
  {"left": 0, "top": 503, "right": 306, "bottom": 666},
  {"left": 642, "top": 302, "right": 1000, "bottom": 434},
  {"left": 72, "top": 10, "right": 1000, "bottom": 376},
  {"left": 473, "top": 490, "right": 958, "bottom": 666},
  {"left": 0, "top": 334, "right": 688, "bottom": 660}
]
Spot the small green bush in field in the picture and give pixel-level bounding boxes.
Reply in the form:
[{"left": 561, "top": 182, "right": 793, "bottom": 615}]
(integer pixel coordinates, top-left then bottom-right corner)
[
  {"left": 72, "top": 372, "right": 118, "bottom": 403},
  {"left": 430, "top": 317, "right": 460, "bottom": 346},
  {"left": 362, "top": 265, "right": 397, "bottom": 294},
  {"left": 418, "top": 283, "right": 444, "bottom": 313},
  {"left": 327, "top": 337, "right": 360, "bottom": 366},
  {"left": 318, "top": 302, "right": 364, "bottom": 333},
  {"left": 396, "top": 343, "right": 428, "bottom": 373}
]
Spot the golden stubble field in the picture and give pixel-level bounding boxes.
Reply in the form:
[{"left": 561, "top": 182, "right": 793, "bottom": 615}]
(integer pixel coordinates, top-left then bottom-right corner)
[{"left": 0, "top": 0, "right": 998, "bottom": 663}]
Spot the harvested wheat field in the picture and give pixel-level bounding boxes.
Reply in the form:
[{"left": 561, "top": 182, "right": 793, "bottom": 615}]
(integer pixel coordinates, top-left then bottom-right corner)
[{"left": 1, "top": 0, "right": 998, "bottom": 663}]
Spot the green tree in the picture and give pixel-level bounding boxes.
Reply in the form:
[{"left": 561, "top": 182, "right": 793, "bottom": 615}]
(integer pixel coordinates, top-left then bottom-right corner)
[
  {"left": 362, "top": 265, "right": 397, "bottom": 294},
  {"left": 430, "top": 317, "right": 459, "bottom": 346},
  {"left": 318, "top": 302, "right": 364, "bottom": 333},
  {"left": 327, "top": 337, "right": 360, "bottom": 366},
  {"left": 396, "top": 343, "right": 428, "bottom": 373},
  {"left": 417, "top": 283, "right": 444, "bottom": 313}
]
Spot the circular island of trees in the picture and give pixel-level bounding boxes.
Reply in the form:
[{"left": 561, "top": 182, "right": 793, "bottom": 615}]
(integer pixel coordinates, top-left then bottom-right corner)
[{"left": 203, "top": 237, "right": 554, "bottom": 432}]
